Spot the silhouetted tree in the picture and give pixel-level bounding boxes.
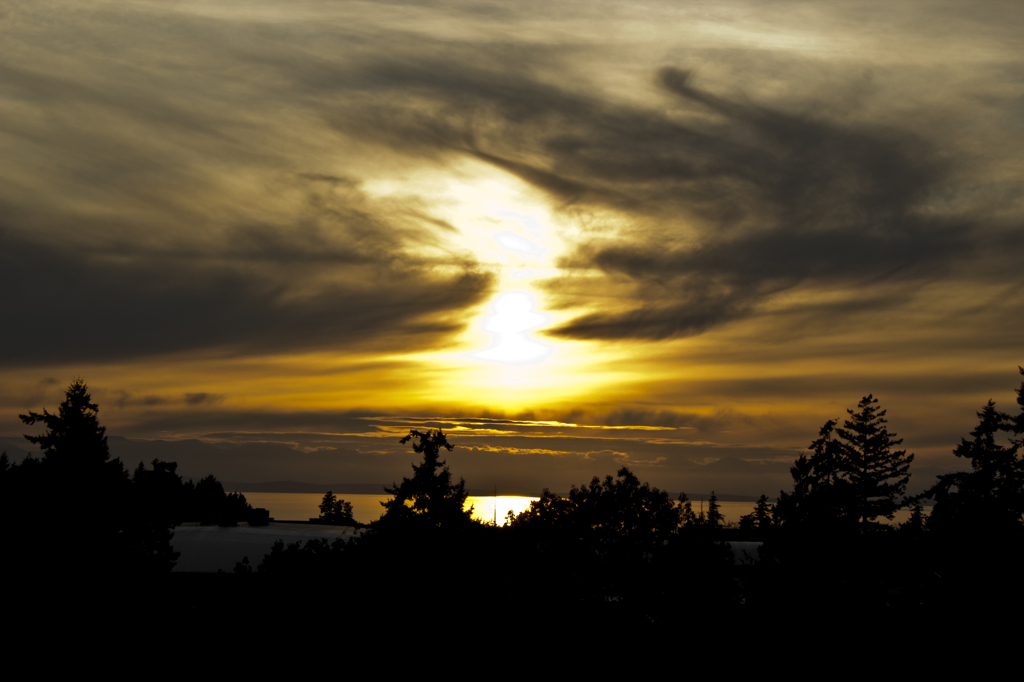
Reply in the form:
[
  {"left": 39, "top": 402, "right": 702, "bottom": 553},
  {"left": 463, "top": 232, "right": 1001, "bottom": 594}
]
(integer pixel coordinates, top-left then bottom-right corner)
[
  {"left": 182, "top": 474, "right": 253, "bottom": 525},
  {"left": 125, "top": 459, "right": 183, "bottom": 572},
  {"left": 913, "top": 368, "right": 1024, "bottom": 616},
  {"left": 508, "top": 487, "right": 573, "bottom": 536},
  {"left": 739, "top": 494, "right": 774, "bottom": 537},
  {"left": 512, "top": 467, "right": 682, "bottom": 551},
  {"left": 8, "top": 380, "right": 161, "bottom": 580},
  {"left": 776, "top": 397, "right": 913, "bottom": 531},
  {"left": 926, "top": 388, "right": 1023, "bottom": 533},
  {"left": 243, "top": 537, "right": 349, "bottom": 577},
  {"left": 774, "top": 419, "right": 859, "bottom": 532},
  {"left": 507, "top": 467, "right": 739, "bottom": 619},
  {"left": 755, "top": 398, "right": 927, "bottom": 617},
  {"left": 319, "top": 491, "right": 355, "bottom": 525},
  {"left": 375, "top": 429, "right": 472, "bottom": 532},
  {"left": 678, "top": 491, "right": 698, "bottom": 527},
  {"left": 706, "top": 490, "right": 723, "bottom": 528},
  {"left": 900, "top": 503, "right": 926, "bottom": 534},
  {"left": 837, "top": 395, "right": 914, "bottom": 526},
  {"left": 18, "top": 381, "right": 128, "bottom": 556},
  {"left": 20, "top": 379, "right": 113, "bottom": 473}
]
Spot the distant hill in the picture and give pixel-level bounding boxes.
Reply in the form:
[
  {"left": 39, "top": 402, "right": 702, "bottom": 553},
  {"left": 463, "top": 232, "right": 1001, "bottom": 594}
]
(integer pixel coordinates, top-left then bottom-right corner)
[{"left": 0, "top": 436, "right": 40, "bottom": 463}]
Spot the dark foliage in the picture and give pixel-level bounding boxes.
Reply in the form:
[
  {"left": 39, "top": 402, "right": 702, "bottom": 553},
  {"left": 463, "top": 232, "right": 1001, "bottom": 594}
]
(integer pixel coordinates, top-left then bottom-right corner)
[
  {"left": 1, "top": 380, "right": 259, "bottom": 593},
  {"left": 775, "top": 396, "right": 913, "bottom": 532},
  {"left": 125, "top": 459, "right": 184, "bottom": 573},
  {"left": 373, "top": 429, "right": 473, "bottom": 534},
  {"left": 705, "top": 490, "right": 723, "bottom": 528},
  {"left": 20, "top": 379, "right": 112, "bottom": 471},
  {"left": 508, "top": 467, "right": 737, "bottom": 621},
  {"left": 925, "top": 382, "right": 1024, "bottom": 533},
  {"left": 837, "top": 395, "right": 914, "bottom": 525},
  {"left": 751, "top": 372, "right": 1024, "bottom": 621},
  {"left": 13, "top": 370, "right": 1024, "bottom": 630},
  {"left": 318, "top": 491, "right": 355, "bottom": 525},
  {"left": 511, "top": 467, "right": 682, "bottom": 548},
  {"left": 739, "top": 494, "right": 775, "bottom": 539},
  {"left": 186, "top": 475, "right": 254, "bottom": 526},
  {"left": 0, "top": 380, "right": 179, "bottom": 588},
  {"left": 904, "top": 369, "right": 1024, "bottom": 615},
  {"left": 237, "top": 537, "right": 349, "bottom": 577},
  {"left": 774, "top": 419, "right": 860, "bottom": 534},
  {"left": 751, "top": 397, "right": 923, "bottom": 617}
]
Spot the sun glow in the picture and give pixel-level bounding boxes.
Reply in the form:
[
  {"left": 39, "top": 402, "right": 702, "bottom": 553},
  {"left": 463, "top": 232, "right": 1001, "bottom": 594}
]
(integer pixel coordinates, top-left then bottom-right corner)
[
  {"left": 376, "top": 160, "right": 572, "bottom": 372},
  {"left": 473, "top": 292, "right": 551, "bottom": 364}
]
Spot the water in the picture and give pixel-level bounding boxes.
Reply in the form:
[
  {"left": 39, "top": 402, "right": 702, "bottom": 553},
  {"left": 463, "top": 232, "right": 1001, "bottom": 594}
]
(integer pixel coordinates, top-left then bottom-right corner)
[
  {"left": 240, "top": 492, "right": 538, "bottom": 525},
  {"left": 237, "top": 493, "right": 787, "bottom": 526}
]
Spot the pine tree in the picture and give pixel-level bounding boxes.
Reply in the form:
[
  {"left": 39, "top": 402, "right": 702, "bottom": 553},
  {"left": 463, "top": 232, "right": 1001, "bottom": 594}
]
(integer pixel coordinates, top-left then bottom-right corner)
[
  {"left": 376, "top": 429, "right": 472, "bottom": 531},
  {"left": 15, "top": 380, "right": 137, "bottom": 577},
  {"left": 20, "top": 378, "right": 113, "bottom": 472},
  {"left": 835, "top": 395, "right": 914, "bottom": 526},
  {"left": 706, "top": 490, "right": 723, "bottom": 528},
  {"left": 926, "top": 393, "right": 1023, "bottom": 532},
  {"left": 775, "top": 419, "right": 859, "bottom": 531},
  {"left": 740, "top": 494, "right": 775, "bottom": 536},
  {"left": 776, "top": 396, "right": 913, "bottom": 531},
  {"left": 900, "top": 503, "right": 925, "bottom": 533}
]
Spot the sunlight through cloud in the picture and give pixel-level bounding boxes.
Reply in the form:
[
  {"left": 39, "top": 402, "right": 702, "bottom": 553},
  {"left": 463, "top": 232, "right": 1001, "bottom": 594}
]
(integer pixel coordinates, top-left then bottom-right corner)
[{"left": 474, "top": 292, "right": 551, "bottom": 364}]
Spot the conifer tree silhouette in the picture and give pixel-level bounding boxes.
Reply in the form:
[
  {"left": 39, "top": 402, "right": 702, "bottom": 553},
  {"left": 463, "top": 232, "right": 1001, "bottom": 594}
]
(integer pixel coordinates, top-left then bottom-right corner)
[
  {"left": 20, "top": 378, "right": 113, "bottom": 473},
  {"left": 16, "top": 380, "right": 135, "bottom": 576},
  {"left": 776, "top": 396, "right": 913, "bottom": 531},
  {"left": 377, "top": 429, "right": 473, "bottom": 531},
  {"left": 706, "top": 491, "right": 723, "bottom": 528},
  {"left": 925, "top": 371, "right": 1024, "bottom": 532},
  {"left": 836, "top": 395, "right": 914, "bottom": 526}
]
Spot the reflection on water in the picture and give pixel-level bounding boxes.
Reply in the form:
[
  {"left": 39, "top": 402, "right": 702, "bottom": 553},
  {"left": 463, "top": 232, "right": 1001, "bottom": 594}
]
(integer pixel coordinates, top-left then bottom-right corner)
[
  {"left": 240, "top": 492, "right": 538, "bottom": 525},
  {"left": 239, "top": 493, "right": 921, "bottom": 527},
  {"left": 466, "top": 496, "right": 536, "bottom": 524}
]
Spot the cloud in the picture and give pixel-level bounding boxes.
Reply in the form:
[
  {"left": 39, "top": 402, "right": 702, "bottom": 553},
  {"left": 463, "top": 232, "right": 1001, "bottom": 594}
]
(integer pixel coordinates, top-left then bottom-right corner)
[
  {"left": 297, "top": 43, "right": 1021, "bottom": 342},
  {"left": 3, "top": 1, "right": 1023, "bottom": 502},
  {"left": 0, "top": 10, "right": 507, "bottom": 366},
  {"left": 184, "top": 393, "right": 225, "bottom": 406},
  {"left": 4, "top": 5, "right": 1020, "bottom": 361},
  {"left": 533, "top": 68, "right": 993, "bottom": 340},
  {"left": 0, "top": 199, "right": 493, "bottom": 365},
  {"left": 103, "top": 424, "right": 803, "bottom": 497}
]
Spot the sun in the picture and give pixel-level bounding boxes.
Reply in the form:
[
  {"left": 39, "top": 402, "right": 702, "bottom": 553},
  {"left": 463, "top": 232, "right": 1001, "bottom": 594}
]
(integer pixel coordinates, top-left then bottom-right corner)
[{"left": 473, "top": 292, "right": 551, "bottom": 364}]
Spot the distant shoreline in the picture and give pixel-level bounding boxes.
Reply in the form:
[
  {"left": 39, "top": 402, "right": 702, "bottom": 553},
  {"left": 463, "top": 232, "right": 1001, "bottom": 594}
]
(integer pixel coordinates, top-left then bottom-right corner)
[{"left": 221, "top": 480, "right": 768, "bottom": 501}]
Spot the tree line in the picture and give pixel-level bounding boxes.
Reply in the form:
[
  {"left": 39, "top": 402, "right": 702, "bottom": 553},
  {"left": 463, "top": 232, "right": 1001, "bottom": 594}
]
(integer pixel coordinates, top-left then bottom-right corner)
[
  {"left": 0, "top": 379, "right": 264, "bottom": 582},
  {"left": 236, "top": 367, "right": 1024, "bottom": 626},
  {"left": 3, "top": 369, "right": 1022, "bottom": 630}
]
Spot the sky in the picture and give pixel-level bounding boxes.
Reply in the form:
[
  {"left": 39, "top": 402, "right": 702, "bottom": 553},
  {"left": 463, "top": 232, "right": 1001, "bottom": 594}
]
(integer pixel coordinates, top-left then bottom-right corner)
[{"left": 2, "top": 0, "right": 1023, "bottom": 497}]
